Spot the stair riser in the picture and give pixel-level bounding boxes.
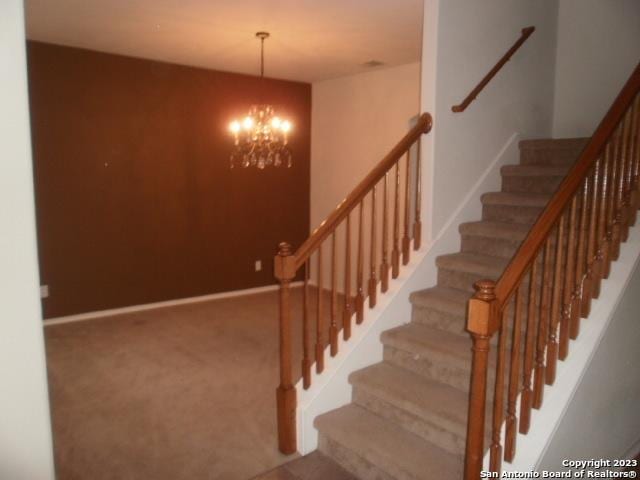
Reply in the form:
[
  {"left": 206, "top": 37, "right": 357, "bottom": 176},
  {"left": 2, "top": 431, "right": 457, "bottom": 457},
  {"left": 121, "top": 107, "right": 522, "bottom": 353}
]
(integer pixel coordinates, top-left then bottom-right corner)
[
  {"left": 461, "top": 235, "right": 523, "bottom": 259},
  {"left": 411, "top": 306, "right": 466, "bottom": 335},
  {"left": 502, "top": 175, "right": 564, "bottom": 194},
  {"left": 482, "top": 204, "right": 543, "bottom": 224},
  {"left": 413, "top": 313, "right": 531, "bottom": 353},
  {"left": 318, "top": 435, "right": 410, "bottom": 480},
  {"left": 383, "top": 345, "right": 472, "bottom": 392},
  {"left": 352, "top": 387, "right": 466, "bottom": 456},
  {"left": 520, "top": 149, "right": 582, "bottom": 167},
  {"left": 438, "top": 268, "right": 499, "bottom": 293}
]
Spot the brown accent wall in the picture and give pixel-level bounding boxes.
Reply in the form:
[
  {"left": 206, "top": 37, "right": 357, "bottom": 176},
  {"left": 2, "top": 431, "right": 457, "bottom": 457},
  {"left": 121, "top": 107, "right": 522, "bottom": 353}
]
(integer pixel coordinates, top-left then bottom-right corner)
[{"left": 27, "top": 41, "right": 311, "bottom": 318}]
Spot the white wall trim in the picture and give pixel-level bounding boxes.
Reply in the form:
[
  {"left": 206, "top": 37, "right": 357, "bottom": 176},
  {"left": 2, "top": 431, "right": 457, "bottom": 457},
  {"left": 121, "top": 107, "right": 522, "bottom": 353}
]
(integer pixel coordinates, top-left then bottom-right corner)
[
  {"left": 296, "top": 132, "right": 520, "bottom": 454},
  {"left": 501, "top": 224, "right": 640, "bottom": 472},
  {"left": 44, "top": 282, "right": 303, "bottom": 326}
]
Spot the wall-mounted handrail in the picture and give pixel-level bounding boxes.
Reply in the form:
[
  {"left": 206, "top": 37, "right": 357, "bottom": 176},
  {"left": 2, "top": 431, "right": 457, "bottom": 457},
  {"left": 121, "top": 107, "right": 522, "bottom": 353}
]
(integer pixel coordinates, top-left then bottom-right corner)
[
  {"left": 273, "top": 112, "right": 433, "bottom": 454},
  {"left": 464, "top": 61, "right": 640, "bottom": 479},
  {"left": 452, "top": 26, "right": 535, "bottom": 113}
]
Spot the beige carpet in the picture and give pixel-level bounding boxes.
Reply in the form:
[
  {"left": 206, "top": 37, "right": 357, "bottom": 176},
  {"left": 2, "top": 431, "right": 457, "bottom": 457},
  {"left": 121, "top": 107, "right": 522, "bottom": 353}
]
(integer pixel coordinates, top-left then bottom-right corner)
[{"left": 45, "top": 288, "right": 342, "bottom": 480}]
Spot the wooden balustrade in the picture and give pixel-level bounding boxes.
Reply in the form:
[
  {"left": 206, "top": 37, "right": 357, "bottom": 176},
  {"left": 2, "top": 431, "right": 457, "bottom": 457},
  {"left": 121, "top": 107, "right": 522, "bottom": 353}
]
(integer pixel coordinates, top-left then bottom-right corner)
[
  {"left": 273, "top": 112, "right": 433, "bottom": 454},
  {"left": 452, "top": 26, "right": 535, "bottom": 113},
  {"left": 464, "top": 62, "right": 640, "bottom": 479}
]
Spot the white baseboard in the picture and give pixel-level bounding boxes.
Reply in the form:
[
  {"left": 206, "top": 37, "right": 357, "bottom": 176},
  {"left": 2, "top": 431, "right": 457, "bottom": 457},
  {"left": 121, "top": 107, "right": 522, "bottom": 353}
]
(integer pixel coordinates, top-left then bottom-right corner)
[
  {"left": 296, "top": 132, "right": 520, "bottom": 454},
  {"left": 44, "top": 282, "right": 303, "bottom": 326}
]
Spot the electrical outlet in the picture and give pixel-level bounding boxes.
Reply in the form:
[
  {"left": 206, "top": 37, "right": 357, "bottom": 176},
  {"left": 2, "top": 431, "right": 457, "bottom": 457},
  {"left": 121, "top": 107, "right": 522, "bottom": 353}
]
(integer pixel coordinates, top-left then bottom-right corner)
[
  {"left": 255, "top": 260, "right": 262, "bottom": 272},
  {"left": 40, "top": 285, "right": 49, "bottom": 299}
]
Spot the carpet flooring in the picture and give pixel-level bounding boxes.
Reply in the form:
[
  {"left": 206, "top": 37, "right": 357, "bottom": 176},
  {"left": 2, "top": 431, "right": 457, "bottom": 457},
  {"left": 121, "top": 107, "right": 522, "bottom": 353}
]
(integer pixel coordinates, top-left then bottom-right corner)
[
  {"left": 44, "top": 288, "right": 341, "bottom": 480},
  {"left": 251, "top": 452, "right": 356, "bottom": 480}
]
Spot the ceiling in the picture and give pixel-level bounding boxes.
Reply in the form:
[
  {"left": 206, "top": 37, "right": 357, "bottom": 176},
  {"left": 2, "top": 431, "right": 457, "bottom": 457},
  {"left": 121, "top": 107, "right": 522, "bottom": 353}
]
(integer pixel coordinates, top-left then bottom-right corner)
[{"left": 25, "top": 0, "right": 424, "bottom": 83}]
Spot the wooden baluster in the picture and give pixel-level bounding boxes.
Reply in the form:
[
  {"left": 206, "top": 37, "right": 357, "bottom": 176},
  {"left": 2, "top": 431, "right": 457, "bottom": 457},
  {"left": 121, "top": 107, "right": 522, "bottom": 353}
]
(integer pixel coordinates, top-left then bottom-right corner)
[
  {"left": 369, "top": 187, "right": 378, "bottom": 307},
  {"left": 621, "top": 109, "right": 634, "bottom": 240},
  {"left": 464, "top": 280, "right": 496, "bottom": 480},
  {"left": 571, "top": 180, "right": 589, "bottom": 339},
  {"left": 581, "top": 163, "right": 600, "bottom": 318},
  {"left": 302, "top": 261, "right": 311, "bottom": 389},
  {"left": 402, "top": 151, "right": 411, "bottom": 264},
  {"left": 489, "top": 300, "right": 509, "bottom": 473},
  {"left": 413, "top": 140, "right": 422, "bottom": 250},
  {"left": 315, "top": 245, "right": 325, "bottom": 373},
  {"left": 628, "top": 97, "right": 640, "bottom": 223},
  {"left": 274, "top": 242, "right": 297, "bottom": 454},
  {"left": 559, "top": 195, "right": 578, "bottom": 360},
  {"left": 330, "top": 232, "right": 338, "bottom": 357},
  {"left": 612, "top": 117, "right": 628, "bottom": 261},
  {"left": 601, "top": 142, "right": 615, "bottom": 280},
  {"left": 343, "top": 214, "right": 352, "bottom": 340},
  {"left": 355, "top": 201, "right": 365, "bottom": 324},
  {"left": 505, "top": 287, "right": 524, "bottom": 462},
  {"left": 605, "top": 130, "right": 621, "bottom": 277},
  {"left": 392, "top": 162, "right": 401, "bottom": 278},
  {"left": 381, "top": 173, "right": 390, "bottom": 292},
  {"left": 631, "top": 97, "right": 640, "bottom": 214},
  {"left": 533, "top": 238, "right": 553, "bottom": 409},
  {"left": 545, "top": 214, "right": 566, "bottom": 386},
  {"left": 593, "top": 144, "right": 612, "bottom": 298},
  {"left": 520, "top": 257, "right": 539, "bottom": 434}
]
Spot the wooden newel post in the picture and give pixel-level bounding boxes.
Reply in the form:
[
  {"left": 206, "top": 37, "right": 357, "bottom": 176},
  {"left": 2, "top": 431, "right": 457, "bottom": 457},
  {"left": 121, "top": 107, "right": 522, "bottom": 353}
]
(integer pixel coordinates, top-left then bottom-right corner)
[
  {"left": 464, "top": 280, "right": 498, "bottom": 480},
  {"left": 274, "top": 242, "right": 297, "bottom": 454}
]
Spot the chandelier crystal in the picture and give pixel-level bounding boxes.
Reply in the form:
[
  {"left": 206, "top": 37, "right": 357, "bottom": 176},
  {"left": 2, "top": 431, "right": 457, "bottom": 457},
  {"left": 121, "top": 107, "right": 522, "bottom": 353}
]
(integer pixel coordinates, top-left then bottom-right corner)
[{"left": 229, "top": 32, "right": 293, "bottom": 169}]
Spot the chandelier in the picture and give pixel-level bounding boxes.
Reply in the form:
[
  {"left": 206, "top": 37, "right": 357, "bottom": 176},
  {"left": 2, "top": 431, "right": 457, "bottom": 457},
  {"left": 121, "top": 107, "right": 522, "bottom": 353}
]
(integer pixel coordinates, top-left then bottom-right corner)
[{"left": 229, "top": 32, "right": 293, "bottom": 169}]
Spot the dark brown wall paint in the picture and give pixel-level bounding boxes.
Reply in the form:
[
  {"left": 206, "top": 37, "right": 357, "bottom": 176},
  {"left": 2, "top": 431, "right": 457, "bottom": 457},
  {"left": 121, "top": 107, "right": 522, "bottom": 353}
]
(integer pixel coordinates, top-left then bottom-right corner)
[{"left": 27, "top": 41, "right": 311, "bottom": 318}]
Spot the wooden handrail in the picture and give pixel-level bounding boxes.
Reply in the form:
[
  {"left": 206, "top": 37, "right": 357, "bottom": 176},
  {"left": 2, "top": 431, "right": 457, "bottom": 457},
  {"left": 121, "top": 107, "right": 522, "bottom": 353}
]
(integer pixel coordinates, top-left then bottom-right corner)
[
  {"left": 452, "top": 26, "right": 535, "bottom": 113},
  {"left": 494, "top": 61, "right": 640, "bottom": 310},
  {"left": 464, "top": 60, "right": 640, "bottom": 480},
  {"left": 274, "top": 111, "right": 432, "bottom": 454},
  {"left": 293, "top": 112, "right": 432, "bottom": 269}
]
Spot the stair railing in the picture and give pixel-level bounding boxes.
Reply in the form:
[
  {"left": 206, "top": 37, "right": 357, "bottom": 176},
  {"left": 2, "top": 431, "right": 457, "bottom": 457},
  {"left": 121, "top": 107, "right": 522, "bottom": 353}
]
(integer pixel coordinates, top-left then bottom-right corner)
[
  {"left": 274, "top": 112, "right": 433, "bottom": 453},
  {"left": 464, "top": 62, "right": 640, "bottom": 479},
  {"left": 452, "top": 26, "right": 535, "bottom": 113}
]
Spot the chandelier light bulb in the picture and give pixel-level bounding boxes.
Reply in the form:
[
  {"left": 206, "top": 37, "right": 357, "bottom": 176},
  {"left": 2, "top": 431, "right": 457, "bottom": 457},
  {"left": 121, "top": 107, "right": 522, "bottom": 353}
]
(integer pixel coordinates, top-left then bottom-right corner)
[{"left": 228, "top": 32, "right": 294, "bottom": 169}]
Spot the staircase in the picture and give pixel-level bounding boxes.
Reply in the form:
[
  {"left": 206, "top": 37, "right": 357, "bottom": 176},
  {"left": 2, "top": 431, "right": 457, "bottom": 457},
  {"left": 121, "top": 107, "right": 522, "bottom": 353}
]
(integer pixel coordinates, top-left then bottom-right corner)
[{"left": 313, "top": 138, "right": 588, "bottom": 480}]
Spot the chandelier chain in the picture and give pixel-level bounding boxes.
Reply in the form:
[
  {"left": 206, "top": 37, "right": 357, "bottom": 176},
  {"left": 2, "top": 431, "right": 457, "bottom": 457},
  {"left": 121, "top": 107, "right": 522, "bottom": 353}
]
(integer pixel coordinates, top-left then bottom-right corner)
[{"left": 227, "top": 32, "right": 293, "bottom": 170}]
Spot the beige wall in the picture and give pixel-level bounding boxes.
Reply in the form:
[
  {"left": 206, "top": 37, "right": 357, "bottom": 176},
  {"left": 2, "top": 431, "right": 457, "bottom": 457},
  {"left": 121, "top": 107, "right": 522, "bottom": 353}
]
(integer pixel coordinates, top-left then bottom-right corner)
[
  {"left": 422, "top": 0, "right": 559, "bottom": 237},
  {"left": 552, "top": 0, "right": 640, "bottom": 138},
  {"left": 538, "top": 251, "right": 640, "bottom": 470},
  {"left": 311, "top": 62, "right": 421, "bottom": 228},
  {"left": 0, "top": 1, "right": 55, "bottom": 478},
  {"left": 309, "top": 63, "right": 421, "bottom": 289}
]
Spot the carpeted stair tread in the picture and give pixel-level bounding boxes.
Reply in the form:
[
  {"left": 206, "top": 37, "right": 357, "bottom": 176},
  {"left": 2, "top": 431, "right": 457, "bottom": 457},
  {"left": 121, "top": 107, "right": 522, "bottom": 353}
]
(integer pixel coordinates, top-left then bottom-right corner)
[
  {"left": 519, "top": 138, "right": 588, "bottom": 166},
  {"left": 381, "top": 323, "right": 470, "bottom": 361},
  {"left": 519, "top": 138, "right": 589, "bottom": 150},
  {"left": 436, "top": 252, "right": 509, "bottom": 279},
  {"left": 315, "top": 137, "right": 584, "bottom": 477},
  {"left": 350, "top": 362, "right": 468, "bottom": 426},
  {"left": 409, "top": 286, "right": 470, "bottom": 316},
  {"left": 459, "top": 221, "right": 531, "bottom": 242},
  {"left": 481, "top": 191, "right": 551, "bottom": 207},
  {"left": 315, "top": 404, "right": 463, "bottom": 480},
  {"left": 500, "top": 164, "right": 570, "bottom": 177}
]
